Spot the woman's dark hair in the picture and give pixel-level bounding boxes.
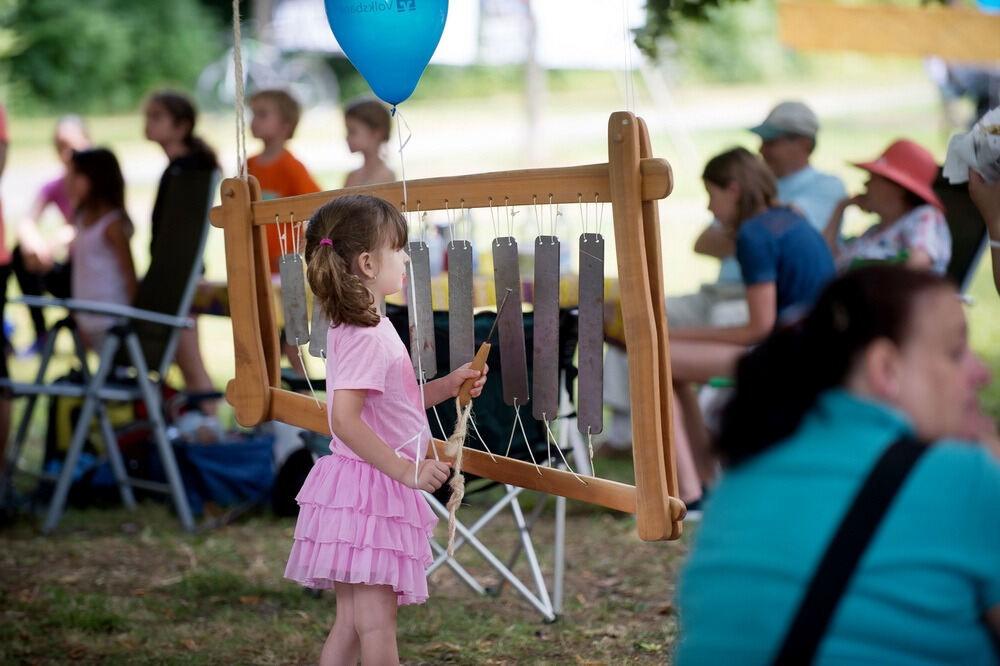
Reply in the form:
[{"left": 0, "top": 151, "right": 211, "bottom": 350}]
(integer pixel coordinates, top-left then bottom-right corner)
[
  {"left": 715, "top": 265, "right": 953, "bottom": 466},
  {"left": 304, "top": 194, "right": 407, "bottom": 328},
  {"left": 69, "top": 148, "right": 132, "bottom": 232},
  {"left": 902, "top": 188, "right": 928, "bottom": 211},
  {"left": 702, "top": 147, "right": 778, "bottom": 225},
  {"left": 147, "top": 90, "right": 218, "bottom": 168}
]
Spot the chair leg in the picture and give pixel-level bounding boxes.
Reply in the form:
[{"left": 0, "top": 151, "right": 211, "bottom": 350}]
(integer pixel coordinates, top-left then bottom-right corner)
[
  {"left": 71, "top": 326, "right": 139, "bottom": 510},
  {"left": 0, "top": 328, "right": 62, "bottom": 504},
  {"left": 494, "top": 491, "right": 549, "bottom": 587},
  {"left": 425, "top": 486, "right": 556, "bottom": 621},
  {"left": 553, "top": 495, "right": 566, "bottom": 615},
  {"left": 42, "top": 357, "right": 119, "bottom": 533},
  {"left": 94, "top": 402, "right": 136, "bottom": 510},
  {"left": 0, "top": 400, "right": 34, "bottom": 505},
  {"left": 443, "top": 498, "right": 555, "bottom": 621},
  {"left": 507, "top": 488, "right": 554, "bottom": 617},
  {"left": 124, "top": 333, "right": 194, "bottom": 532},
  {"left": 559, "top": 381, "right": 592, "bottom": 476},
  {"left": 425, "top": 485, "right": 523, "bottom": 575}
]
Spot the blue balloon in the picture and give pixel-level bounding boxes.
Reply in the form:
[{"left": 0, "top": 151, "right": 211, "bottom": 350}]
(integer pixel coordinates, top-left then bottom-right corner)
[{"left": 324, "top": 0, "right": 448, "bottom": 105}]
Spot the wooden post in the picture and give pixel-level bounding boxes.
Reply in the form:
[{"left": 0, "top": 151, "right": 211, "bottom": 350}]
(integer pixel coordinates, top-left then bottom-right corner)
[
  {"left": 637, "top": 117, "right": 684, "bottom": 536},
  {"left": 608, "top": 112, "right": 673, "bottom": 541},
  {"left": 219, "top": 177, "right": 271, "bottom": 426},
  {"left": 247, "top": 176, "right": 281, "bottom": 387}
]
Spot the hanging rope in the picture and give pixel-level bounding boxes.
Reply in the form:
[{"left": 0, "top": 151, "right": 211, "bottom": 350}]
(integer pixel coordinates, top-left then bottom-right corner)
[
  {"left": 232, "top": 0, "right": 248, "bottom": 178},
  {"left": 444, "top": 398, "right": 472, "bottom": 556}
]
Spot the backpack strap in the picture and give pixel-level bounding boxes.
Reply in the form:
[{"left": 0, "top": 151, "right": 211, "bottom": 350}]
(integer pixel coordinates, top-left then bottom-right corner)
[{"left": 773, "top": 434, "right": 927, "bottom": 666}]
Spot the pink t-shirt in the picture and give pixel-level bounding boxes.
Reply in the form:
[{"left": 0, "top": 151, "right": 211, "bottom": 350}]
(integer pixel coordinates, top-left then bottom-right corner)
[
  {"left": 326, "top": 317, "right": 429, "bottom": 463},
  {"left": 38, "top": 175, "right": 74, "bottom": 222}
]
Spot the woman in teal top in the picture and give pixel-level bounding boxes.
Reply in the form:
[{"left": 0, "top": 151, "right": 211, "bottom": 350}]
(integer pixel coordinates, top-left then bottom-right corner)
[{"left": 677, "top": 265, "right": 1000, "bottom": 665}]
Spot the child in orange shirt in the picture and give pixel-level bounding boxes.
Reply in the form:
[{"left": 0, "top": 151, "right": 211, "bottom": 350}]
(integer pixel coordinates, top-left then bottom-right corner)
[
  {"left": 249, "top": 89, "right": 321, "bottom": 273},
  {"left": 248, "top": 89, "right": 321, "bottom": 375},
  {"left": 343, "top": 98, "right": 395, "bottom": 187}
]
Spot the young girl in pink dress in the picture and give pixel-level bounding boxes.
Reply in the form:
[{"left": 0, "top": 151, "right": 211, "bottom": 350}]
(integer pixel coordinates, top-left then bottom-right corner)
[{"left": 285, "top": 194, "right": 487, "bottom": 665}]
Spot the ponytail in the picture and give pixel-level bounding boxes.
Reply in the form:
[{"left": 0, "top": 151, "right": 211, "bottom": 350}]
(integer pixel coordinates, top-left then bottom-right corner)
[
  {"left": 303, "top": 194, "right": 408, "bottom": 328},
  {"left": 307, "top": 242, "right": 380, "bottom": 327},
  {"left": 715, "top": 265, "right": 953, "bottom": 465}
]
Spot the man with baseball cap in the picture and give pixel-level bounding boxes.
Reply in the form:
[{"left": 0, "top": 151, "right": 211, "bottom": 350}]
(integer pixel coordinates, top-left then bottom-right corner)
[{"left": 750, "top": 101, "right": 845, "bottom": 228}]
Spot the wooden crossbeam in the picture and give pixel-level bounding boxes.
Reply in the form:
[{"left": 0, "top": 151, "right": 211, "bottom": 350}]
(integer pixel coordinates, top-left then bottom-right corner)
[{"left": 210, "top": 159, "right": 672, "bottom": 229}]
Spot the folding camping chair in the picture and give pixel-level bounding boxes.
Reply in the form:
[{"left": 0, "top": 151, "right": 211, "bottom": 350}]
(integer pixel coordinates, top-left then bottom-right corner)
[
  {"left": 934, "top": 169, "right": 990, "bottom": 295},
  {"left": 0, "top": 167, "right": 220, "bottom": 533},
  {"left": 386, "top": 306, "right": 589, "bottom": 621}
]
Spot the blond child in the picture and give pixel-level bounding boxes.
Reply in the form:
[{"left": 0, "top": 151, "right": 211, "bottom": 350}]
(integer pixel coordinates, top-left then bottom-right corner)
[
  {"left": 248, "top": 89, "right": 322, "bottom": 273},
  {"left": 248, "top": 89, "right": 322, "bottom": 376},
  {"left": 343, "top": 98, "right": 395, "bottom": 187}
]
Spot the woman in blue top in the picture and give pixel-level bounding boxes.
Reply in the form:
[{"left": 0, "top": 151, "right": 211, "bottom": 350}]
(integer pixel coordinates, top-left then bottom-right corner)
[
  {"left": 677, "top": 266, "right": 1000, "bottom": 665},
  {"left": 669, "top": 147, "right": 835, "bottom": 504}
]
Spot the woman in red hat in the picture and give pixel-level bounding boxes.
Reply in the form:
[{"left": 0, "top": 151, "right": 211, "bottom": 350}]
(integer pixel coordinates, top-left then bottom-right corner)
[{"left": 823, "top": 139, "right": 952, "bottom": 275}]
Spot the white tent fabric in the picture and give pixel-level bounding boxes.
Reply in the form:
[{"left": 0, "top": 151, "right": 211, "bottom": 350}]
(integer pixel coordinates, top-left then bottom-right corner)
[{"left": 271, "top": 0, "right": 645, "bottom": 69}]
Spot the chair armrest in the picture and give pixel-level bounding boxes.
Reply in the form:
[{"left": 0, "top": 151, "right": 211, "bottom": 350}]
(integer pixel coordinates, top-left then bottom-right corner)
[{"left": 12, "top": 296, "right": 194, "bottom": 329}]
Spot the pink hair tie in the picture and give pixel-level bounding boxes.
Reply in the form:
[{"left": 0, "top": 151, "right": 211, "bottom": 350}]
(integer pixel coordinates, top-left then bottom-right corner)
[{"left": 319, "top": 238, "right": 333, "bottom": 247}]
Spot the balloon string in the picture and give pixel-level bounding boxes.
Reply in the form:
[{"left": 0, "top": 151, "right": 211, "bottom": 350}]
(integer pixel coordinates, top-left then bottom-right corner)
[
  {"left": 393, "top": 106, "right": 412, "bottom": 213},
  {"left": 621, "top": 0, "right": 635, "bottom": 114}
]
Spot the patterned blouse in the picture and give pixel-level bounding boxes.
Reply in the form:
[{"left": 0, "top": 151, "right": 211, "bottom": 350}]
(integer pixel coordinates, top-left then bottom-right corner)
[{"left": 838, "top": 204, "right": 952, "bottom": 275}]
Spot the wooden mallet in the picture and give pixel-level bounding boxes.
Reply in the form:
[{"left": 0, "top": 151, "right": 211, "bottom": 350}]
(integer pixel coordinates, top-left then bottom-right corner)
[{"left": 458, "top": 288, "right": 513, "bottom": 407}]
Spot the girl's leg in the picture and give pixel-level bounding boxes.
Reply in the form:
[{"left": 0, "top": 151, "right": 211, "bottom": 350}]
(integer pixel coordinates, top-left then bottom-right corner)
[
  {"left": 670, "top": 389, "right": 702, "bottom": 505},
  {"left": 352, "top": 584, "right": 400, "bottom": 665},
  {"left": 669, "top": 339, "right": 744, "bottom": 384},
  {"left": 174, "top": 318, "right": 218, "bottom": 415},
  {"left": 674, "top": 382, "right": 718, "bottom": 487},
  {"left": 321, "top": 583, "right": 360, "bottom": 666}
]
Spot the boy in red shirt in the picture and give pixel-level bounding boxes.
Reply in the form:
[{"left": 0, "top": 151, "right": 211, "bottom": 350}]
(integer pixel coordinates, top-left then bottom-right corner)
[{"left": 248, "top": 90, "right": 321, "bottom": 375}]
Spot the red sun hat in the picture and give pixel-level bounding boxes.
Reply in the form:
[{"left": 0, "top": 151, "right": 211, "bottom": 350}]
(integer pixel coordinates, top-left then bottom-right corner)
[{"left": 851, "top": 139, "right": 944, "bottom": 211}]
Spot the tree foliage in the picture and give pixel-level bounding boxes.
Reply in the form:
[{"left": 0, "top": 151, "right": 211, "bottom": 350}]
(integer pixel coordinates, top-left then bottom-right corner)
[
  {"left": 634, "top": 0, "right": 755, "bottom": 60},
  {"left": 1, "top": 0, "right": 224, "bottom": 112}
]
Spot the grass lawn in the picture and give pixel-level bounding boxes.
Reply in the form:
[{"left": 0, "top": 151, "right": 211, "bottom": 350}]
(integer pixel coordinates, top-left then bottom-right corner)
[{"left": 1, "top": 459, "right": 692, "bottom": 665}]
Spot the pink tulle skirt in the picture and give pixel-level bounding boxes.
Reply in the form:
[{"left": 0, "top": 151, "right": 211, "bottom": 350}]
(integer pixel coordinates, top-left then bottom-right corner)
[{"left": 283, "top": 452, "right": 438, "bottom": 605}]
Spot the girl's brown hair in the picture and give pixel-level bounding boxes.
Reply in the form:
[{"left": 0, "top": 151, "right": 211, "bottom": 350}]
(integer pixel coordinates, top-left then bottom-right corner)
[
  {"left": 305, "top": 194, "right": 407, "bottom": 328},
  {"left": 344, "top": 98, "right": 392, "bottom": 143},
  {"left": 717, "top": 265, "right": 952, "bottom": 465},
  {"left": 146, "top": 90, "right": 219, "bottom": 169},
  {"left": 69, "top": 148, "right": 134, "bottom": 235},
  {"left": 702, "top": 147, "right": 779, "bottom": 225}
]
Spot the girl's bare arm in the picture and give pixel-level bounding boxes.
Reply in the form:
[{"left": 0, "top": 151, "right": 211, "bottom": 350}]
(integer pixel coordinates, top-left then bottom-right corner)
[{"left": 104, "top": 219, "right": 138, "bottom": 302}]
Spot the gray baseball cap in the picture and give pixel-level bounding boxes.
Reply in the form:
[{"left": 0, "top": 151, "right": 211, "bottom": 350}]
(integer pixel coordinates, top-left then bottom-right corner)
[{"left": 749, "top": 101, "right": 819, "bottom": 140}]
